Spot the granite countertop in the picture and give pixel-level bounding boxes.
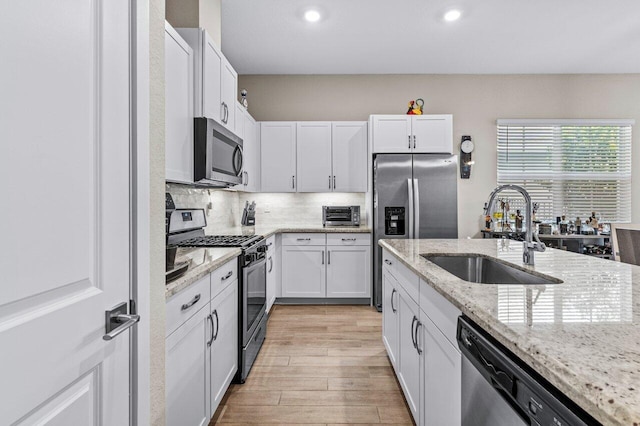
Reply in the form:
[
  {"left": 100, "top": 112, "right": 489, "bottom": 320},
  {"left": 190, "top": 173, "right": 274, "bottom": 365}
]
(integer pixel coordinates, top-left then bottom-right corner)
[
  {"left": 166, "top": 224, "right": 371, "bottom": 300},
  {"left": 379, "top": 238, "right": 639, "bottom": 425}
]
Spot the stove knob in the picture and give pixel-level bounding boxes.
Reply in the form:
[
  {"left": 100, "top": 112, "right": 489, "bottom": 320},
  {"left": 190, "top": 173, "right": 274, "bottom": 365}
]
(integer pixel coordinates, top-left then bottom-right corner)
[{"left": 256, "top": 245, "right": 268, "bottom": 253}]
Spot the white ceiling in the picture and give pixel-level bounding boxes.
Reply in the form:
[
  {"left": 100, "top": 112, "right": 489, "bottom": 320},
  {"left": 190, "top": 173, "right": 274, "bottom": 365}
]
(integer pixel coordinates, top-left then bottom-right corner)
[{"left": 220, "top": 0, "right": 640, "bottom": 75}]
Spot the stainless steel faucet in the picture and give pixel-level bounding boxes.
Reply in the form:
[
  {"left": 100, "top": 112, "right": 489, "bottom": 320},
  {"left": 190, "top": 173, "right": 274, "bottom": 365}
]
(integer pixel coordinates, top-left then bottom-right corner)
[{"left": 484, "top": 184, "right": 546, "bottom": 265}]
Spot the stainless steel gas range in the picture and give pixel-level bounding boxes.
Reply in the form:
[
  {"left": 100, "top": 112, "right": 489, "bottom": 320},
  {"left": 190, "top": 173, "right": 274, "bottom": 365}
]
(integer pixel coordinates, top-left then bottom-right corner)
[{"left": 166, "top": 198, "right": 267, "bottom": 383}]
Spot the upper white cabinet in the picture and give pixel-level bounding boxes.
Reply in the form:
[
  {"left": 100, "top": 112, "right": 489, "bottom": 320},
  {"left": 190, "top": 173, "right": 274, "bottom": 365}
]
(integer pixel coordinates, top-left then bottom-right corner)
[
  {"left": 371, "top": 115, "right": 453, "bottom": 154},
  {"left": 296, "top": 122, "right": 332, "bottom": 192},
  {"left": 176, "top": 28, "right": 238, "bottom": 131},
  {"left": 235, "top": 105, "right": 260, "bottom": 192},
  {"left": 331, "top": 122, "right": 368, "bottom": 192},
  {"left": 260, "top": 122, "right": 297, "bottom": 192},
  {"left": 165, "top": 22, "right": 194, "bottom": 184},
  {"left": 261, "top": 121, "right": 368, "bottom": 193}
]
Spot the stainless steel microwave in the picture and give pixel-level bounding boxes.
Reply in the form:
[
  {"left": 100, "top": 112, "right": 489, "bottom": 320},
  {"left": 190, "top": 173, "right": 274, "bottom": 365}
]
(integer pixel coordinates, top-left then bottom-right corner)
[{"left": 194, "top": 117, "right": 243, "bottom": 187}]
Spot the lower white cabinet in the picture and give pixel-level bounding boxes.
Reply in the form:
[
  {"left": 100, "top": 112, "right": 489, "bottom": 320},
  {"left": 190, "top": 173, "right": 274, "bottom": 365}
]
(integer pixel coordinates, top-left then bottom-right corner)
[
  {"left": 208, "top": 280, "right": 238, "bottom": 417},
  {"left": 265, "top": 235, "right": 278, "bottom": 312},
  {"left": 382, "top": 267, "right": 399, "bottom": 370},
  {"left": 397, "top": 286, "right": 421, "bottom": 421},
  {"left": 382, "top": 251, "right": 462, "bottom": 426},
  {"left": 281, "top": 246, "right": 326, "bottom": 297},
  {"left": 281, "top": 233, "right": 371, "bottom": 299},
  {"left": 166, "top": 304, "right": 209, "bottom": 426},
  {"left": 419, "top": 309, "right": 461, "bottom": 426}
]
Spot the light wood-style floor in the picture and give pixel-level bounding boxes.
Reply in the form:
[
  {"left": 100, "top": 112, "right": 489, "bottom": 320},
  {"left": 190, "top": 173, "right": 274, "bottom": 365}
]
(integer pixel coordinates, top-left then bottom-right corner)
[{"left": 211, "top": 305, "right": 414, "bottom": 425}]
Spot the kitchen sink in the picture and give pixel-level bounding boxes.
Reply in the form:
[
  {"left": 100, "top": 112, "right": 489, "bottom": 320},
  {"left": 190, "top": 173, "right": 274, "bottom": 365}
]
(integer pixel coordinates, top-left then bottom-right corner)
[{"left": 421, "top": 254, "right": 562, "bottom": 285}]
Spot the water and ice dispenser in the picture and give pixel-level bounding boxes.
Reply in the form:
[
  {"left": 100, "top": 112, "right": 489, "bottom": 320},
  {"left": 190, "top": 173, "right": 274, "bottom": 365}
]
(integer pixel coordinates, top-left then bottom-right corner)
[{"left": 385, "top": 207, "right": 405, "bottom": 235}]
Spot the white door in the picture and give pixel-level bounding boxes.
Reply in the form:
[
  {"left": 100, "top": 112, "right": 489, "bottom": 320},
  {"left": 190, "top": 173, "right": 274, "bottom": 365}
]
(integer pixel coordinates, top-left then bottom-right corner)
[
  {"left": 260, "top": 122, "right": 297, "bottom": 192},
  {"left": 244, "top": 114, "right": 260, "bottom": 192},
  {"left": 296, "top": 122, "right": 332, "bottom": 192},
  {"left": 382, "top": 270, "right": 400, "bottom": 370},
  {"left": 281, "top": 247, "right": 326, "bottom": 297},
  {"left": 266, "top": 237, "right": 277, "bottom": 312},
  {"left": 412, "top": 115, "right": 453, "bottom": 154},
  {"left": 202, "top": 32, "right": 223, "bottom": 120},
  {"left": 326, "top": 246, "right": 371, "bottom": 297},
  {"left": 0, "top": 1, "right": 132, "bottom": 424},
  {"left": 221, "top": 58, "right": 237, "bottom": 130},
  {"left": 398, "top": 289, "right": 421, "bottom": 423},
  {"left": 372, "top": 115, "right": 412, "bottom": 153},
  {"left": 331, "top": 122, "right": 368, "bottom": 192}
]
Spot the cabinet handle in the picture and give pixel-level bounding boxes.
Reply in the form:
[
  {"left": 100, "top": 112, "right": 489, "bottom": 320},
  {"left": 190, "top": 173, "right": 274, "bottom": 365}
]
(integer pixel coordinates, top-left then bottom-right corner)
[
  {"left": 181, "top": 294, "right": 201, "bottom": 311},
  {"left": 207, "top": 314, "right": 214, "bottom": 347},
  {"left": 329, "top": 175, "right": 332, "bottom": 189},
  {"left": 390, "top": 288, "right": 397, "bottom": 313},
  {"left": 384, "top": 259, "right": 392, "bottom": 266},
  {"left": 221, "top": 271, "right": 233, "bottom": 281},
  {"left": 268, "top": 256, "right": 273, "bottom": 272},
  {"left": 408, "top": 135, "right": 411, "bottom": 149},
  {"left": 267, "top": 242, "right": 273, "bottom": 247},
  {"left": 413, "top": 134, "right": 416, "bottom": 149},
  {"left": 322, "top": 250, "right": 325, "bottom": 265},
  {"left": 342, "top": 238, "right": 356, "bottom": 242},
  {"left": 224, "top": 103, "right": 229, "bottom": 123},
  {"left": 244, "top": 171, "right": 248, "bottom": 186},
  {"left": 292, "top": 175, "right": 295, "bottom": 189},
  {"left": 297, "top": 238, "right": 311, "bottom": 241},
  {"left": 328, "top": 250, "right": 331, "bottom": 264},
  {"left": 415, "top": 320, "right": 423, "bottom": 355},
  {"left": 411, "top": 316, "right": 418, "bottom": 349},
  {"left": 333, "top": 175, "right": 336, "bottom": 189},
  {"left": 220, "top": 102, "right": 225, "bottom": 123},
  {"left": 212, "top": 309, "right": 219, "bottom": 341}
]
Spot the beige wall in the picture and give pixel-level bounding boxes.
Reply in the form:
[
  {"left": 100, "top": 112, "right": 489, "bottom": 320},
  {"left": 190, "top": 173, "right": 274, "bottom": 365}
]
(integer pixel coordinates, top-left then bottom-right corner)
[
  {"left": 166, "top": 0, "right": 221, "bottom": 46},
  {"left": 239, "top": 74, "right": 640, "bottom": 238}
]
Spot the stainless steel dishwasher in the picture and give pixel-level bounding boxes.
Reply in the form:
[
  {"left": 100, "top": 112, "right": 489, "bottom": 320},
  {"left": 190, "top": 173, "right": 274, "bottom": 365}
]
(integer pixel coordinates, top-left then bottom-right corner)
[{"left": 457, "top": 316, "right": 600, "bottom": 426}]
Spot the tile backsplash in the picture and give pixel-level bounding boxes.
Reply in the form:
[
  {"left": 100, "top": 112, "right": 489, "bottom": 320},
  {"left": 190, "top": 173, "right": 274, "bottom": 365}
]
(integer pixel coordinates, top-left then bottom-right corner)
[{"left": 166, "top": 183, "right": 366, "bottom": 231}]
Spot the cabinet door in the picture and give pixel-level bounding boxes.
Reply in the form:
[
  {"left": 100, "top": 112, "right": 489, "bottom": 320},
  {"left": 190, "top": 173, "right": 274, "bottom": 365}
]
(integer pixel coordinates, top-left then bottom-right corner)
[
  {"left": 326, "top": 246, "right": 370, "bottom": 298},
  {"left": 221, "top": 58, "right": 237, "bottom": 131},
  {"left": 332, "top": 122, "right": 368, "bottom": 192},
  {"left": 296, "top": 122, "right": 332, "bottom": 192},
  {"left": 382, "top": 269, "right": 400, "bottom": 371},
  {"left": 412, "top": 115, "right": 453, "bottom": 154},
  {"left": 398, "top": 288, "right": 420, "bottom": 423},
  {"left": 372, "top": 115, "right": 412, "bottom": 153},
  {"left": 233, "top": 104, "right": 246, "bottom": 191},
  {"left": 260, "top": 122, "right": 297, "bottom": 192},
  {"left": 420, "top": 310, "right": 461, "bottom": 426},
  {"left": 165, "top": 23, "right": 194, "bottom": 183},
  {"left": 266, "top": 252, "right": 277, "bottom": 312},
  {"left": 244, "top": 113, "right": 260, "bottom": 192},
  {"left": 209, "top": 281, "right": 238, "bottom": 418},
  {"left": 281, "top": 246, "right": 326, "bottom": 297},
  {"left": 166, "top": 305, "right": 209, "bottom": 426},
  {"left": 202, "top": 32, "right": 223, "bottom": 121}
]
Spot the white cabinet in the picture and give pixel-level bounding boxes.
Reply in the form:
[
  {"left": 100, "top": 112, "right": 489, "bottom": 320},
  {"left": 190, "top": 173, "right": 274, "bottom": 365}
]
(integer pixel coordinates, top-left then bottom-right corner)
[
  {"left": 397, "top": 286, "right": 421, "bottom": 422},
  {"left": 165, "top": 22, "right": 194, "bottom": 184},
  {"left": 265, "top": 235, "right": 278, "bottom": 312},
  {"left": 176, "top": 28, "right": 237, "bottom": 131},
  {"left": 166, "top": 304, "right": 209, "bottom": 426},
  {"left": 371, "top": 114, "right": 453, "bottom": 154},
  {"left": 260, "top": 121, "right": 368, "bottom": 193},
  {"left": 281, "top": 246, "right": 326, "bottom": 297},
  {"left": 260, "top": 122, "right": 297, "bottom": 192},
  {"left": 235, "top": 106, "right": 260, "bottom": 192},
  {"left": 208, "top": 280, "right": 238, "bottom": 418},
  {"left": 382, "top": 267, "right": 400, "bottom": 371},
  {"left": 296, "top": 122, "right": 332, "bottom": 192},
  {"left": 281, "top": 233, "right": 371, "bottom": 299},
  {"left": 331, "top": 122, "right": 368, "bottom": 192},
  {"left": 419, "top": 310, "right": 461, "bottom": 426}
]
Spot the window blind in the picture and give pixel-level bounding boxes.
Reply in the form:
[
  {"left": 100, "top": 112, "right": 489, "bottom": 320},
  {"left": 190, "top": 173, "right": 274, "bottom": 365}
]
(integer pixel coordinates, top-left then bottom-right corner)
[{"left": 496, "top": 119, "right": 633, "bottom": 222}]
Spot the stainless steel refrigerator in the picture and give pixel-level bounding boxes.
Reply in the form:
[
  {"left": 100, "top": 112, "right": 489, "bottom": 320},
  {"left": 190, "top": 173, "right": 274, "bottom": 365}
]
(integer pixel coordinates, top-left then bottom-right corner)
[{"left": 373, "top": 154, "right": 458, "bottom": 310}]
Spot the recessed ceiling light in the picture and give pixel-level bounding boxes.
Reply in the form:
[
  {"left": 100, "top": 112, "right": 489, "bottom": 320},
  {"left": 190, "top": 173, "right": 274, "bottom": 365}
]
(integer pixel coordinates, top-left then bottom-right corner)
[
  {"left": 443, "top": 9, "right": 462, "bottom": 22},
  {"left": 304, "top": 9, "right": 321, "bottom": 22}
]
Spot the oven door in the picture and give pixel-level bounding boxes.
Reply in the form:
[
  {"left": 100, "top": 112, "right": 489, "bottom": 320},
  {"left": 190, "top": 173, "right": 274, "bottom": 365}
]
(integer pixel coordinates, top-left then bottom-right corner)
[{"left": 242, "top": 256, "right": 266, "bottom": 346}]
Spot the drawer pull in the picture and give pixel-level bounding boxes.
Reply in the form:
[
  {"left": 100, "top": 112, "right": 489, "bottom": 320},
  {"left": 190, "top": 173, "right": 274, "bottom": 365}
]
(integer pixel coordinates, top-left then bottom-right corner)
[
  {"left": 384, "top": 259, "right": 393, "bottom": 266},
  {"left": 341, "top": 238, "right": 357, "bottom": 241},
  {"left": 267, "top": 242, "right": 273, "bottom": 247},
  {"left": 221, "top": 271, "right": 233, "bottom": 281},
  {"left": 181, "top": 294, "right": 201, "bottom": 311},
  {"left": 296, "top": 238, "right": 311, "bottom": 241}
]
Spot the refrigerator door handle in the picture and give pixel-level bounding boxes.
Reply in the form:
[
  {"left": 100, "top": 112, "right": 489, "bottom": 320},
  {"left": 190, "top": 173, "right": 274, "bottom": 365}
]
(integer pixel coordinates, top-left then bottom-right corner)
[
  {"left": 407, "top": 178, "right": 414, "bottom": 239},
  {"left": 413, "top": 178, "right": 420, "bottom": 238}
]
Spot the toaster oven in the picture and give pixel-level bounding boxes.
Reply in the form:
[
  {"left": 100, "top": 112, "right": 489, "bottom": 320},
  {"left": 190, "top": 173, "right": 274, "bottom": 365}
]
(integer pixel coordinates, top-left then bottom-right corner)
[{"left": 322, "top": 206, "right": 360, "bottom": 227}]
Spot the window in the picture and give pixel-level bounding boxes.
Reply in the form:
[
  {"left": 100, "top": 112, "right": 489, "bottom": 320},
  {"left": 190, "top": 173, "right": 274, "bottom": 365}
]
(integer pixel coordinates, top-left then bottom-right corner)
[{"left": 497, "top": 119, "right": 633, "bottom": 223}]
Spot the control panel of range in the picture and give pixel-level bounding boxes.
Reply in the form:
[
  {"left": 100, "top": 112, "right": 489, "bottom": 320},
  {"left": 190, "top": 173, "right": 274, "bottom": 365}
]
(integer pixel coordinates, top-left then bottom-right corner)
[{"left": 385, "top": 207, "right": 405, "bottom": 235}]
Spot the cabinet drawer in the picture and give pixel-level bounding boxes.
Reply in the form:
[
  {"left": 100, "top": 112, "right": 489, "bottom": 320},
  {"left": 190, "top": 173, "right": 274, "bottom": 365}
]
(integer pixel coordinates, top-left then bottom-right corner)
[
  {"left": 211, "top": 258, "right": 238, "bottom": 299},
  {"left": 382, "top": 248, "right": 397, "bottom": 276},
  {"left": 326, "top": 233, "right": 371, "bottom": 246},
  {"left": 281, "top": 233, "right": 326, "bottom": 246},
  {"left": 166, "top": 274, "right": 210, "bottom": 337},
  {"left": 419, "top": 279, "right": 461, "bottom": 346},
  {"left": 395, "top": 259, "right": 420, "bottom": 305},
  {"left": 265, "top": 235, "right": 276, "bottom": 252}
]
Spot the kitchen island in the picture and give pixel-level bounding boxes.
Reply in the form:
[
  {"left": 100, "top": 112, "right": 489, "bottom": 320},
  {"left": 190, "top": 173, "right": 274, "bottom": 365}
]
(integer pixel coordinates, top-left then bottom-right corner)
[{"left": 379, "top": 238, "right": 639, "bottom": 425}]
